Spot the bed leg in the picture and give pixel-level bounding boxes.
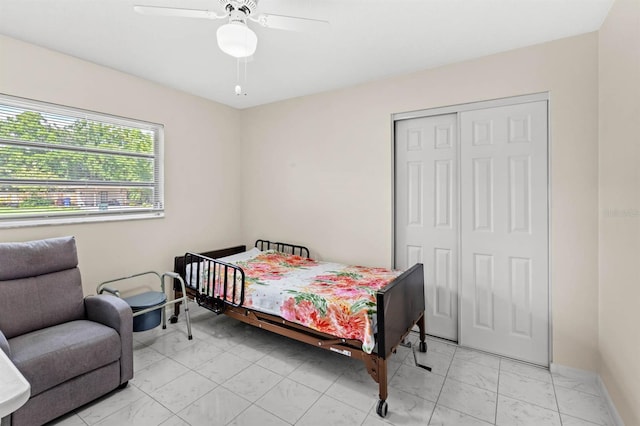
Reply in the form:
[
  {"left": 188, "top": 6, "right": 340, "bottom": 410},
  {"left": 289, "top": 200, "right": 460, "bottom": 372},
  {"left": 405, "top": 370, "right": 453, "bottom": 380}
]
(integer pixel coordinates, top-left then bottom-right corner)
[
  {"left": 377, "top": 359, "right": 388, "bottom": 401},
  {"left": 364, "top": 356, "right": 389, "bottom": 417},
  {"left": 418, "top": 313, "right": 427, "bottom": 353},
  {"left": 376, "top": 359, "right": 388, "bottom": 418}
]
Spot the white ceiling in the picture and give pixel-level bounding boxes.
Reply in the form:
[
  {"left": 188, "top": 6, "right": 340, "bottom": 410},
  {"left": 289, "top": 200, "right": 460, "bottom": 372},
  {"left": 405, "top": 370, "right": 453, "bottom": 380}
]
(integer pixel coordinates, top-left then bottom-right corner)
[{"left": 0, "top": 0, "right": 613, "bottom": 109}]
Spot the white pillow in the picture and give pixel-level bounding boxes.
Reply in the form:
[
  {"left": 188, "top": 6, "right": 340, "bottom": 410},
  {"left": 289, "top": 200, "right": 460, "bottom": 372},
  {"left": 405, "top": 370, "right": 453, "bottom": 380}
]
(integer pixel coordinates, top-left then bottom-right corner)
[
  {"left": 216, "top": 247, "right": 262, "bottom": 263},
  {"left": 184, "top": 261, "right": 206, "bottom": 287}
]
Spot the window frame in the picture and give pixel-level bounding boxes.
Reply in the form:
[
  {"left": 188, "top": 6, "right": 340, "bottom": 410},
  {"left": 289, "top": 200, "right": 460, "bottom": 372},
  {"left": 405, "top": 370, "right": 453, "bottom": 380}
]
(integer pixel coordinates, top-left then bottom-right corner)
[{"left": 0, "top": 93, "right": 164, "bottom": 228}]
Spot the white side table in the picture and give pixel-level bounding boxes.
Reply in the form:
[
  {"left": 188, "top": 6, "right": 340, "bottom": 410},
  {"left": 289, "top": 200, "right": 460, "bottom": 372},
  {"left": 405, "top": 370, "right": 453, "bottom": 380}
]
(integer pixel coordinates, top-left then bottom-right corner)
[{"left": 0, "top": 349, "right": 30, "bottom": 419}]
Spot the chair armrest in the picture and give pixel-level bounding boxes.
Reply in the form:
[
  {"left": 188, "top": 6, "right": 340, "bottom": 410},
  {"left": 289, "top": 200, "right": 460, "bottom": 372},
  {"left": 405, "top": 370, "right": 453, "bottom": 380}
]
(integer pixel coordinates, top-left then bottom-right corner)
[
  {"left": 0, "top": 330, "right": 10, "bottom": 357},
  {"left": 84, "top": 295, "right": 133, "bottom": 384},
  {"left": 85, "top": 294, "right": 132, "bottom": 334}
]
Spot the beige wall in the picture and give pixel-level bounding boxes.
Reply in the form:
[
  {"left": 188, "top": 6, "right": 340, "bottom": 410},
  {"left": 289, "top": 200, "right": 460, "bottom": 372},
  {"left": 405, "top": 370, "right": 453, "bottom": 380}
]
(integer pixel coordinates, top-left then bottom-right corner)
[
  {"left": 241, "top": 34, "right": 600, "bottom": 371},
  {"left": 599, "top": 0, "right": 640, "bottom": 424},
  {"left": 0, "top": 34, "right": 243, "bottom": 295},
  {"left": 4, "top": 20, "right": 626, "bottom": 417}
]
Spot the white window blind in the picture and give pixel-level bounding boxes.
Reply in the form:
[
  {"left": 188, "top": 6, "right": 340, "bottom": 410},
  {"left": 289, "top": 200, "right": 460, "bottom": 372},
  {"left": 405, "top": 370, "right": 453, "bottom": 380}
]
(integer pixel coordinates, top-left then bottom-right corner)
[{"left": 0, "top": 94, "right": 164, "bottom": 227}]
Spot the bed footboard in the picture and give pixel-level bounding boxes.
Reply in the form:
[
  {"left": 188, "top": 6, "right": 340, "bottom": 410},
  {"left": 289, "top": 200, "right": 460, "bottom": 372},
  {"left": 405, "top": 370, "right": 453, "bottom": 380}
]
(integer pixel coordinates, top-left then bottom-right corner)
[
  {"left": 377, "top": 263, "right": 425, "bottom": 359},
  {"left": 374, "top": 262, "right": 426, "bottom": 415}
]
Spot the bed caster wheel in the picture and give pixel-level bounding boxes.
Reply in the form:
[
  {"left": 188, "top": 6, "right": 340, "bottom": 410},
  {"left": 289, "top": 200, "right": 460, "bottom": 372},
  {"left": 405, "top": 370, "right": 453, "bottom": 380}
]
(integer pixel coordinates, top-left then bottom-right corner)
[
  {"left": 419, "top": 341, "right": 427, "bottom": 353},
  {"left": 376, "top": 400, "right": 388, "bottom": 418},
  {"left": 170, "top": 315, "right": 178, "bottom": 324}
]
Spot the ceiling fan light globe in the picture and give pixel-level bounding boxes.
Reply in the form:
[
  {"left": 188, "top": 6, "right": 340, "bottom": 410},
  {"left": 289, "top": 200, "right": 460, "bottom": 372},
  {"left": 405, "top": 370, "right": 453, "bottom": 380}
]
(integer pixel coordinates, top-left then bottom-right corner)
[{"left": 217, "top": 22, "right": 257, "bottom": 58}]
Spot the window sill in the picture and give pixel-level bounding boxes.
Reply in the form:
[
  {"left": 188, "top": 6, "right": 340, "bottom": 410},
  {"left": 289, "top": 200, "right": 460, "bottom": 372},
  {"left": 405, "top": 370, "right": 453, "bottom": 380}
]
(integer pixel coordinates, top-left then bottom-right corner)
[{"left": 0, "top": 211, "right": 164, "bottom": 229}]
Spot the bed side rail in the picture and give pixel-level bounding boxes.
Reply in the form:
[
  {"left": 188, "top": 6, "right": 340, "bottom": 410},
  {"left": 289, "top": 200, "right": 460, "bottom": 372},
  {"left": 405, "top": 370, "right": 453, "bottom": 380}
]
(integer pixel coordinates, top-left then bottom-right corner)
[
  {"left": 173, "top": 245, "right": 246, "bottom": 292},
  {"left": 255, "top": 239, "right": 310, "bottom": 258},
  {"left": 376, "top": 263, "right": 425, "bottom": 359},
  {"left": 183, "top": 252, "right": 246, "bottom": 313}
]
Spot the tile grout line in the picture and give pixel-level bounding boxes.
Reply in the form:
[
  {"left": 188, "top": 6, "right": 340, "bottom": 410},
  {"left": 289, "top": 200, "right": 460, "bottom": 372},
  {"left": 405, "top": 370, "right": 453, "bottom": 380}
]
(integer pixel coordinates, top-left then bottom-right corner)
[
  {"left": 497, "top": 367, "right": 567, "bottom": 415},
  {"left": 428, "top": 344, "right": 455, "bottom": 425},
  {"left": 494, "top": 357, "right": 500, "bottom": 425},
  {"left": 427, "top": 344, "right": 460, "bottom": 425},
  {"left": 550, "top": 371, "right": 564, "bottom": 426},
  {"left": 551, "top": 373, "right": 613, "bottom": 426}
]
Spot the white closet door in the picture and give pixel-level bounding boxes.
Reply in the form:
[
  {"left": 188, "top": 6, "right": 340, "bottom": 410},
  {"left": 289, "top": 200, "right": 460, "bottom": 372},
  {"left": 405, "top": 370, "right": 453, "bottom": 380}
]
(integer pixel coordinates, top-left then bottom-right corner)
[
  {"left": 459, "top": 101, "right": 549, "bottom": 365},
  {"left": 395, "top": 114, "right": 458, "bottom": 341}
]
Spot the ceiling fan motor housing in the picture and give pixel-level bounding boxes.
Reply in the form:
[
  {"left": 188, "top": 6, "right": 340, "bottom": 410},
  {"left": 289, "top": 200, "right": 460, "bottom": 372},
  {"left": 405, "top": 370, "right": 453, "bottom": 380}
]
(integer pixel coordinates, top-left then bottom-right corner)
[{"left": 220, "top": 0, "right": 258, "bottom": 16}]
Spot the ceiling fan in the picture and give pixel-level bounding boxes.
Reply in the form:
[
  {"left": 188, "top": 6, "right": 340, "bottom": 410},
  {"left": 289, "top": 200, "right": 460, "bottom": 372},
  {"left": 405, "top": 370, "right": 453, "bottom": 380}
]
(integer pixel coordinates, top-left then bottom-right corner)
[{"left": 134, "top": 0, "right": 329, "bottom": 58}]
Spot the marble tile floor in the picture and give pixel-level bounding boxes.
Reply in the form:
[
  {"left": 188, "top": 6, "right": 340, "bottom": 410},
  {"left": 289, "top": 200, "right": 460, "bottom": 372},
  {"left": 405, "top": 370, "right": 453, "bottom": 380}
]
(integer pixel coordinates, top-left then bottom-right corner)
[{"left": 48, "top": 305, "right": 616, "bottom": 426}]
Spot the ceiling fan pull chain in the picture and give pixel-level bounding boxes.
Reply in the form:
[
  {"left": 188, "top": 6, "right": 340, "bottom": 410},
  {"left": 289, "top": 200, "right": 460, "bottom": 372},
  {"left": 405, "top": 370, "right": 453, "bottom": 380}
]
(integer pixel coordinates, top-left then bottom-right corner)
[
  {"left": 235, "top": 58, "right": 242, "bottom": 95},
  {"left": 243, "top": 57, "right": 248, "bottom": 95}
]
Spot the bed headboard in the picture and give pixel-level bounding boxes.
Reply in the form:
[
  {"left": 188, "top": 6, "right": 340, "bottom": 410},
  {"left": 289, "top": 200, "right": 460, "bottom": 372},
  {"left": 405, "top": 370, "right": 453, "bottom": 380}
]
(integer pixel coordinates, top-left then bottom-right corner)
[{"left": 255, "top": 239, "right": 309, "bottom": 257}]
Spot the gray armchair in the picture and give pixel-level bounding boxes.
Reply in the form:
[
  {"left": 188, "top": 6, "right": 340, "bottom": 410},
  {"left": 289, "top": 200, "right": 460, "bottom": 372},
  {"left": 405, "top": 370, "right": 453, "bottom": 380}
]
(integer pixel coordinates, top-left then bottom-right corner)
[{"left": 0, "top": 236, "right": 133, "bottom": 426}]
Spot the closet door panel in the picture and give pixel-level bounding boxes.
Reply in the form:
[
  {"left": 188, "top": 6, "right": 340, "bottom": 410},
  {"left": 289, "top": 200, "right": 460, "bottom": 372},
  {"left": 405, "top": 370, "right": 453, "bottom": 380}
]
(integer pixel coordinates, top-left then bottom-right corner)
[
  {"left": 395, "top": 114, "right": 458, "bottom": 341},
  {"left": 459, "top": 101, "right": 548, "bottom": 366}
]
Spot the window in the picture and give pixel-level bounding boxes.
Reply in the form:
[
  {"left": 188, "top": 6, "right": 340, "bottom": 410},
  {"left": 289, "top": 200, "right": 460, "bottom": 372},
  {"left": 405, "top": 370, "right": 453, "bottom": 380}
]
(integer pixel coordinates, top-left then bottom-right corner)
[{"left": 0, "top": 94, "right": 164, "bottom": 228}]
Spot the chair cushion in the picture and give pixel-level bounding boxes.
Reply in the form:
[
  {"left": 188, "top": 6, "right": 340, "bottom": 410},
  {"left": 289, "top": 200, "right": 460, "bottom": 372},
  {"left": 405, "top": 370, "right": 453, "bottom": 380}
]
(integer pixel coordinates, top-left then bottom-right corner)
[
  {"left": 8, "top": 320, "right": 121, "bottom": 396},
  {"left": 0, "top": 269, "right": 85, "bottom": 338},
  {"left": 0, "top": 236, "right": 78, "bottom": 281},
  {"left": 0, "top": 236, "right": 85, "bottom": 338}
]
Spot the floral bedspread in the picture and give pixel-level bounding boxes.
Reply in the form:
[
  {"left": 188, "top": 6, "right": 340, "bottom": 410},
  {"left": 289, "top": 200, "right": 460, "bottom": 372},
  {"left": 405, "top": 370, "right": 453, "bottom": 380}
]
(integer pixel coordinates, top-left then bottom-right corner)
[{"left": 217, "top": 250, "right": 401, "bottom": 354}]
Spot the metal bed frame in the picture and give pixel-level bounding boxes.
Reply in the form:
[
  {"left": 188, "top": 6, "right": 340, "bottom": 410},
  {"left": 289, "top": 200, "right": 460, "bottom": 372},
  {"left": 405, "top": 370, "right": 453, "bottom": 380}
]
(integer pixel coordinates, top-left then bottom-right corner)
[{"left": 171, "top": 240, "right": 427, "bottom": 417}]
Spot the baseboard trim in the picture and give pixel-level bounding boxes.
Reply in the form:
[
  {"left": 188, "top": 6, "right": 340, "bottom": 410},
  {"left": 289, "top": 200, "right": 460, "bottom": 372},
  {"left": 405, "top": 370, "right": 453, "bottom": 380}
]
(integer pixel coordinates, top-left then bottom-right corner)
[
  {"left": 550, "top": 362, "right": 598, "bottom": 380},
  {"left": 597, "top": 375, "right": 625, "bottom": 426},
  {"left": 550, "top": 363, "right": 625, "bottom": 426}
]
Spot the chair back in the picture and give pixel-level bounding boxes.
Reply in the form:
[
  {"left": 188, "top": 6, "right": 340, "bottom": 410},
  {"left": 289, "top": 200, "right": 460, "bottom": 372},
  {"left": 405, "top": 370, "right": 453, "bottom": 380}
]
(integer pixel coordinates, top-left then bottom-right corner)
[{"left": 0, "top": 236, "right": 85, "bottom": 338}]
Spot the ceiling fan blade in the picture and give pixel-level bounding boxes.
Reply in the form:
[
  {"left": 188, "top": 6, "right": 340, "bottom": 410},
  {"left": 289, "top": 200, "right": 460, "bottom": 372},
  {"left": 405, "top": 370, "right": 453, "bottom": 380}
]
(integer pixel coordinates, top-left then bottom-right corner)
[
  {"left": 134, "top": 5, "right": 226, "bottom": 20},
  {"left": 252, "top": 13, "right": 329, "bottom": 32}
]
